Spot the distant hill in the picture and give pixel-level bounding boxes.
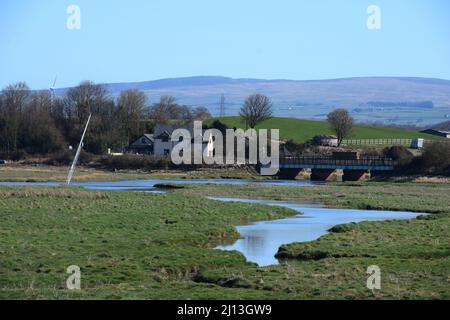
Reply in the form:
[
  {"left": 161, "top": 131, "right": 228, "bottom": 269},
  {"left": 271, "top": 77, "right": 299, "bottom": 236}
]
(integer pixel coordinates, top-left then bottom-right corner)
[
  {"left": 211, "top": 116, "right": 444, "bottom": 143},
  {"left": 430, "top": 120, "right": 450, "bottom": 131},
  {"left": 55, "top": 76, "right": 450, "bottom": 125}
]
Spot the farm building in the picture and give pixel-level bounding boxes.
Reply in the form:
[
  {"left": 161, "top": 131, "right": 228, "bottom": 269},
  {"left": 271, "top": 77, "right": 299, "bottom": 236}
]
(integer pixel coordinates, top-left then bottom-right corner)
[
  {"left": 312, "top": 135, "right": 338, "bottom": 147},
  {"left": 420, "top": 129, "right": 450, "bottom": 138}
]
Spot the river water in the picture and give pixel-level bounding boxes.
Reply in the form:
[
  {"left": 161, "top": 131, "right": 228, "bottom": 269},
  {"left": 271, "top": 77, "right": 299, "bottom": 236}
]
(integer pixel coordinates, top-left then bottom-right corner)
[
  {"left": 0, "top": 178, "right": 320, "bottom": 191},
  {"left": 210, "top": 197, "right": 424, "bottom": 266},
  {"left": 0, "top": 178, "right": 424, "bottom": 267}
]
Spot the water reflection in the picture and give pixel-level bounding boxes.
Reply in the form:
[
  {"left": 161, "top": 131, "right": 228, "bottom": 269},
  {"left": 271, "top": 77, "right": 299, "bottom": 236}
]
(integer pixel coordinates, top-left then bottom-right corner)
[{"left": 212, "top": 197, "right": 424, "bottom": 266}]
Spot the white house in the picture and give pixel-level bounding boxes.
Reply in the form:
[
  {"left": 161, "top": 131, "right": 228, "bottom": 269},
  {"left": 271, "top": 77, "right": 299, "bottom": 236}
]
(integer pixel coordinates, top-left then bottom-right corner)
[{"left": 152, "top": 124, "right": 213, "bottom": 156}]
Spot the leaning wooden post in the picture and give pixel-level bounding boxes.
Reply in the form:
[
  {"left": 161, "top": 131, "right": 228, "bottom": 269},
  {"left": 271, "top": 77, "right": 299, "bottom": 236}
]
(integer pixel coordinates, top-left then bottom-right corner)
[{"left": 67, "top": 113, "right": 92, "bottom": 185}]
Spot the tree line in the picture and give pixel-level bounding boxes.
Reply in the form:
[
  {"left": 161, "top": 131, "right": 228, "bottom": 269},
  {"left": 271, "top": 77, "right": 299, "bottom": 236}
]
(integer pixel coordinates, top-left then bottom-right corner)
[
  {"left": 0, "top": 81, "right": 211, "bottom": 158},
  {"left": 0, "top": 79, "right": 358, "bottom": 158}
]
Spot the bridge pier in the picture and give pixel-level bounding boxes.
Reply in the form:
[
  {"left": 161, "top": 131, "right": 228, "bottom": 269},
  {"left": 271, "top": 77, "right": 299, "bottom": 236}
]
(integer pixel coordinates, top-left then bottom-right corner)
[
  {"left": 342, "top": 170, "right": 369, "bottom": 181},
  {"left": 276, "top": 155, "right": 395, "bottom": 181},
  {"left": 310, "top": 169, "right": 335, "bottom": 181},
  {"left": 277, "top": 168, "right": 302, "bottom": 180}
]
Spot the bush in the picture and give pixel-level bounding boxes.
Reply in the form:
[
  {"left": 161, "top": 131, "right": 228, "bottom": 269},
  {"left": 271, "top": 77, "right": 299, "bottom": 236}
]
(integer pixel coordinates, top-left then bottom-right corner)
[
  {"left": 283, "top": 140, "right": 307, "bottom": 155},
  {"left": 419, "top": 142, "right": 450, "bottom": 175},
  {"left": 98, "top": 154, "right": 177, "bottom": 170},
  {"left": 0, "top": 150, "right": 28, "bottom": 161},
  {"left": 362, "top": 148, "right": 384, "bottom": 158},
  {"left": 44, "top": 150, "right": 95, "bottom": 166},
  {"left": 383, "top": 146, "right": 413, "bottom": 166},
  {"left": 400, "top": 142, "right": 450, "bottom": 176}
]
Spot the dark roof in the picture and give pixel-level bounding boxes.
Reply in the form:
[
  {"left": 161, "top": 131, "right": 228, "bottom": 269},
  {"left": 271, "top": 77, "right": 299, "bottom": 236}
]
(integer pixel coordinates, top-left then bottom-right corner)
[
  {"left": 154, "top": 124, "right": 206, "bottom": 140},
  {"left": 130, "top": 134, "right": 154, "bottom": 146},
  {"left": 420, "top": 129, "right": 450, "bottom": 135},
  {"left": 143, "top": 134, "right": 154, "bottom": 141},
  {"left": 154, "top": 124, "right": 193, "bottom": 136},
  {"left": 155, "top": 131, "right": 171, "bottom": 139}
]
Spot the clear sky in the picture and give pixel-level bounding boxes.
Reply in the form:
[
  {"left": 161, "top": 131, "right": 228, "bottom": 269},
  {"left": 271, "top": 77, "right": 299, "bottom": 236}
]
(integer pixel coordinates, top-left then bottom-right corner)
[{"left": 1, "top": 0, "right": 449, "bottom": 89}]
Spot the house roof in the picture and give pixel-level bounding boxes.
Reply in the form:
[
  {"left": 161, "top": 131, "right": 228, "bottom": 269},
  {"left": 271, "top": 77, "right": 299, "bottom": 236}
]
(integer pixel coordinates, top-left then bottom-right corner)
[
  {"left": 421, "top": 129, "right": 450, "bottom": 135},
  {"left": 154, "top": 124, "right": 193, "bottom": 136},
  {"left": 130, "top": 134, "right": 154, "bottom": 146},
  {"left": 143, "top": 134, "right": 154, "bottom": 141},
  {"left": 155, "top": 131, "right": 171, "bottom": 139},
  {"left": 154, "top": 124, "right": 207, "bottom": 140}
]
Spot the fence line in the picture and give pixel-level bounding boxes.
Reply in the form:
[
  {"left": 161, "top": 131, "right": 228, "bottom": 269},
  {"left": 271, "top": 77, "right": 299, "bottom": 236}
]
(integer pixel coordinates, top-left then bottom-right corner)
[
  {"left": 280, "top": 156, "right": 396, "bottom": 167},
  {"left": 341, "top": 138, "right": 450, "bottom": 147},
  {"left": 341, "top": 138, "right": 412, "bottom": 146}
]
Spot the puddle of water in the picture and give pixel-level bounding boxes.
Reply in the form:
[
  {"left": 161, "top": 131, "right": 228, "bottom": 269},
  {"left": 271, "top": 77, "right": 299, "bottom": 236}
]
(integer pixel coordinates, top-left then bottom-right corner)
[{"left": 210, "top": 197, "right": 425, "bottom": 266}]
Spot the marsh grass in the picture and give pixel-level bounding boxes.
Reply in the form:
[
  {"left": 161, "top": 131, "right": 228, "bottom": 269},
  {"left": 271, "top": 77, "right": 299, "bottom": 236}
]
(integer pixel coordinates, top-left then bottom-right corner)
[
  {"left": 0, "top": 181, "right": 449, "bottom": 299},
  {"left": 0, "top": 187, "right": 294, "bottom": 299},
  {"left": 0, "top": 187, "right": 108, "bottom": 199},
  {"left": 0, "top": 165, "right": 264, "bottom": 182}
]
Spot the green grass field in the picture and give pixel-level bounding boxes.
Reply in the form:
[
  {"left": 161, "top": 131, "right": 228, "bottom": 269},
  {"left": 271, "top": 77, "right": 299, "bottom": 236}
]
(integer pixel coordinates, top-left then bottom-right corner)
[
  {"left": 211, "top": 117, "right": 443, "bottom": 143},
  {"left": 0, "top": 165, "right": 264, "bottom": 182},
  {"left": 0, "top": 181, "right": 449, "bottom": 299}
]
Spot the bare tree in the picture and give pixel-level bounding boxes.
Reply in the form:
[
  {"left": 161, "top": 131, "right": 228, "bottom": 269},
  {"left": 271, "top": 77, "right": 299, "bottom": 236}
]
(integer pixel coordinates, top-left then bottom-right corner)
[
  {"left": 0, "top": 82, "right": 30, "bottom": 153},
  {"left": 117, "top": 89, "right": 147, "bottom": 146},
  {"left": 239, "top": 94, "right": 273, "bottom": 128},
  {"left": 178, "top": 105, "right": 193, "bottom": 122},
  {"left": 150, "top": 95, "right": 179, "bottom": 124},
  {"left": 21, "top": 91, "right": 65, "bottom": 153},
  {"left": 192, "top": 106, "right": 211, "bottom": 121},
  {"left": 327, "top": 108, "right": 354, "bottom": 146},
  {"left": 64, "top": 81, "right": 109, "bottom": 123},
  {"left": 64, "top": 81, "right": 115, "bottom": 153}
]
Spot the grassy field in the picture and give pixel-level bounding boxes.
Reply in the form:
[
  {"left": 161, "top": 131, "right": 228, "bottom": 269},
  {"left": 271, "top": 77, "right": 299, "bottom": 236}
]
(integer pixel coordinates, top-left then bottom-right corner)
[
  {"left": 0, "top": 165, "right": 264, "bottom": 182},
  {"left": 0, "top": 181, "right": 449, "bottom": 299},
  {"left": 211, "top": 117, "right": 444, "bottom": 143},
  {"left": 0, "top": 187, "right": 294, "bottom": 299}
]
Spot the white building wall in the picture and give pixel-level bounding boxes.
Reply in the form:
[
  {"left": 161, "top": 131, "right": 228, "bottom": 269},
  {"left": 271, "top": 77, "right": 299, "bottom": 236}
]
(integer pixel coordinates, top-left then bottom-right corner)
[
  {"left": 154, "top": 140, "right": 175, "bottom": 156},
  {"left": 153, "top": 140, "right": 213, "bottom": 157}
]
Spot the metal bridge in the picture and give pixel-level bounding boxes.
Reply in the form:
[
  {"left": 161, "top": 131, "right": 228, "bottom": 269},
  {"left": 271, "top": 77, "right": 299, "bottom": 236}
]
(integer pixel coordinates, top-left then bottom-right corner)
[
  {"left": 261, "top": 156, "right": 397, "bottom": 181},
  {"left": 279, "top": 156, "right": 396, "bottom": 171}
]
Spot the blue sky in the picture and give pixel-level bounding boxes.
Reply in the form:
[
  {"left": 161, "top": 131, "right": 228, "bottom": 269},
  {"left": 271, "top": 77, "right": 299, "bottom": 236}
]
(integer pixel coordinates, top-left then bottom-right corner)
[{"left": 0, "top": 0, "right": 449, "bottom": 89}]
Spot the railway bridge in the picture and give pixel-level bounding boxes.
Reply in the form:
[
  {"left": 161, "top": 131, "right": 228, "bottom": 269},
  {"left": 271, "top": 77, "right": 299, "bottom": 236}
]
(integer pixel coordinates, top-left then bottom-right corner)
[{"left": 260, "top": 156, "right": 396, "bottom": 181}]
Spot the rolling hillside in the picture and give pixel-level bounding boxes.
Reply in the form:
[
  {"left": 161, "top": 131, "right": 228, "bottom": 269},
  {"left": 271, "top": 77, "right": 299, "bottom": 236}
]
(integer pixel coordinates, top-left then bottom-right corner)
[
  {"left": 212, "top": 117, "right": 444, "bottom": 143},
  {"left": 54, "top": 76, "right": 450, "bottom": 126}
]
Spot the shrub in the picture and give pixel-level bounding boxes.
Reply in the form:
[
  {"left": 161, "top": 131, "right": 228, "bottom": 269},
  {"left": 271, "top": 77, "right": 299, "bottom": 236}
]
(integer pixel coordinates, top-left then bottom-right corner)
[
  {"left": 98, "top": 154, "right": 176, "bottom": 170},
  {"left": 0, "top": 150, "right": 28, "bottom": 161},
  {"left": 362, "top": 148, "right": 384, "bottom": 158},
  {"left": 44, "top": 150, "right": 95, "bottom": 166},
  {"left": 401, "top": 142, "right": 450, "bottom": 176},
  {"left": 383, "top": 146, "right": 413, "bottom": 166},
  {"left": 284, "top": 140, "right": 307, "bottom": 155},
  {"left": 420, "top": 142, "right": 450, "bottom": 175}
]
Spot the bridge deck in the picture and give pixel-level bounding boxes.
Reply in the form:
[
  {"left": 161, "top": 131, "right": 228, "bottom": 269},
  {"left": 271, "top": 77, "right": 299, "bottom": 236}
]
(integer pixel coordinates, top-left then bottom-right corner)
[{"left": 277, "top": 157, "right": 396, "bottom": 171}]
